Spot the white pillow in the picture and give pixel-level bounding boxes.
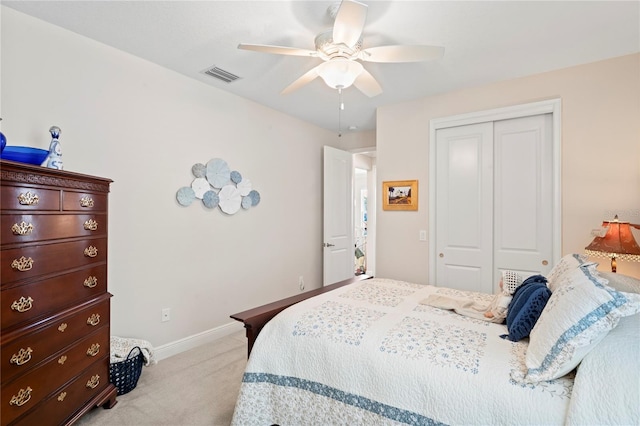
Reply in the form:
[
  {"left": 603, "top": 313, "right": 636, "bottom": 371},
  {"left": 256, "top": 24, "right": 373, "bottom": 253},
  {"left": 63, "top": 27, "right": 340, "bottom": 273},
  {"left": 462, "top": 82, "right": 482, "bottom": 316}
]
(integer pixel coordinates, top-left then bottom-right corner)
[
  {"left": 597, "top": 271, "right": 640, "bottom": 294},
  {"left": 512, "top": 266, "right": 640, "bottom": 384},
  {"left": 565, "top": 314, "right": 640, "bottom": 425},
  {"left": 547, "top": 253, "right": 597, "bottom": 292}
]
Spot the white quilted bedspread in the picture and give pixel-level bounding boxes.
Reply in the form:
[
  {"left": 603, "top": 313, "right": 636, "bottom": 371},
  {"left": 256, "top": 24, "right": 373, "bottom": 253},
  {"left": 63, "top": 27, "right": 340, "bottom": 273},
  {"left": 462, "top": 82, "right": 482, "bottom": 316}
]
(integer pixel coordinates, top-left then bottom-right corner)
[{"left": 232, "top": 278, "right": 576, "bottom": 425}]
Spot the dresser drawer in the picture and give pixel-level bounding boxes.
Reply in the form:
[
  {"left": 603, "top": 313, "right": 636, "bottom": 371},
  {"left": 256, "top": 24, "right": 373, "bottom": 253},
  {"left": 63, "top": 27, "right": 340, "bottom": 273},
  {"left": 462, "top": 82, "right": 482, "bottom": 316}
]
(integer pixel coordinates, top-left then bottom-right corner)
[
  {"left": 1, "top": 214, "right": 108, "bottom": 245},
  {"left": 8, "top": 358, "right": 111, "bottom": 426},
  {"left": 0, "top": 186, "right": 60, "bottom": 211},
  {"left": 1, "top": 330, "right": 109, "bottom": 425},
  {"left": 1, "top": 265, "right": 107, "bottom": 331},
  {"left": 1, "top": 238, "right": 107, "bottom": 285},
  {"left": 1, "top": 298, "right": 110, "bottom": 383},
  {"left": 62, "top": 191, "right": 108, "bottom": 212}
]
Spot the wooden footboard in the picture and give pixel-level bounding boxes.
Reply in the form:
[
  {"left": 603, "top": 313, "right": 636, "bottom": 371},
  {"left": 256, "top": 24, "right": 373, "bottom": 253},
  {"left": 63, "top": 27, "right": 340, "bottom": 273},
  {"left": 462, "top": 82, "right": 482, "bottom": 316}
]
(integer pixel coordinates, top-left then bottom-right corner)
[{"left": 231, "top": 275, "right": 372, "bottom": 357}]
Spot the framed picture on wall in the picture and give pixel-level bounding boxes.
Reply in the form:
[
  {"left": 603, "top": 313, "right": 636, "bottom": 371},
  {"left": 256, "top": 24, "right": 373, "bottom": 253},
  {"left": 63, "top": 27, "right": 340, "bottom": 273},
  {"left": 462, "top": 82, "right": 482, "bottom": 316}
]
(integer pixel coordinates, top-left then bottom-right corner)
[{"left": 382, "top": 180, "right": 418, "bottom": 211}]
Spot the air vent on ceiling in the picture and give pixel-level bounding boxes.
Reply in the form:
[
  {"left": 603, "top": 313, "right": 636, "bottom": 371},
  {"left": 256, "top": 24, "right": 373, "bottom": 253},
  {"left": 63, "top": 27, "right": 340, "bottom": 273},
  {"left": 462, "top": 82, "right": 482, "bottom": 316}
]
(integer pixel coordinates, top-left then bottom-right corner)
[{"left": 203, "top": 66, "right": 241, "bottom": 83}]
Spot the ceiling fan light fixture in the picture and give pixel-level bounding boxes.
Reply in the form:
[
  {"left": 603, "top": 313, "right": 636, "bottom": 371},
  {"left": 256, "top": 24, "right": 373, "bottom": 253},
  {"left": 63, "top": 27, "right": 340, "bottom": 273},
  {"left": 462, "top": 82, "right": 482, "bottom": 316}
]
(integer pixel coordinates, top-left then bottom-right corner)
[{"left": 316, "top": 59, "right": 363, "bottom": 89}]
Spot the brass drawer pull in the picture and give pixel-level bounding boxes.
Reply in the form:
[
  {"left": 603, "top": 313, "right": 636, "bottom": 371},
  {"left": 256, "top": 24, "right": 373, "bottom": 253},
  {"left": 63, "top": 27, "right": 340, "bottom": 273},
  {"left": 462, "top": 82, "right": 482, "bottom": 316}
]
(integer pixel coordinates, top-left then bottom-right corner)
[
  {"left": 9, "top": 387, "right": 33, "bottom": 407},
  {"left": 84, "top": 246, "right": 98, "bottom": 258},
  {"left": 58, "top": 323, "right": 68, "bottom": 332},
  {"left": 83, "top": 219, "right": 98, "bottom": 231},
  {"left": 87, "top": 343, "right": 100, "bottom": 357},
  {"left": 58, "top": 355, "right": 68, "bottom": 365},
  {"left": 11, "top": 256, "right": 34, "bottom": 271},
  {"left": 11, "top": 296, "right": 34, "bottom": 313},
  {"left": 84, "top": 276, "right": 98, "bottom": 288},
  {"left": 86, "top": 375, "right": 100, "bottom": 389},
  {"left": 87, "top": 313, "right": 100, "bottom": 326},
  {"left": 57, "top": 392, "right": 67, "bottom": 402},
  {"left": 80, "top": 196, "right": 94, "bottom": 208},
  {"left": 11, "top": 221, "right": 34, "bottom": 236},
  {"left": 10, "top": 347, "right": 33, "bottom": 366},
  {"left": 17, "top": 192, "right": 39, "bottom": 206}
]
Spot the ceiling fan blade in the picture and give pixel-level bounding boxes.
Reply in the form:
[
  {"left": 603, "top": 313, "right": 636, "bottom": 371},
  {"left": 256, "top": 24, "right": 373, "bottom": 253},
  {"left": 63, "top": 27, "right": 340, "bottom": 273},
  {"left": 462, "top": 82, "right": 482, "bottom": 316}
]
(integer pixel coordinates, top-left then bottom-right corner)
[
  {"left": 332, "top": 0, "right": 368, "bottom": 47},
  {"left": 238, "top": 43, "right": 317, "bottom": 57},
  {"left": 281, "top": 65, "right": 321, "bottom": 95},
  {"left": 360, "top": 45, "right": 444, "bottom": 63},
  {"left": 353, "top": 68, "right": 382, "bottom": 97}
]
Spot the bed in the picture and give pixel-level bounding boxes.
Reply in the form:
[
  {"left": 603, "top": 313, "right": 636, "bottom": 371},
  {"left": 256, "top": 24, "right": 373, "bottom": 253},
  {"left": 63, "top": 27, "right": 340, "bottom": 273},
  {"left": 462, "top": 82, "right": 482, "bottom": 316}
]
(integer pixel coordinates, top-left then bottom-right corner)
[{"left": 231, "top": 256, "right": 640, "bottom": 425}]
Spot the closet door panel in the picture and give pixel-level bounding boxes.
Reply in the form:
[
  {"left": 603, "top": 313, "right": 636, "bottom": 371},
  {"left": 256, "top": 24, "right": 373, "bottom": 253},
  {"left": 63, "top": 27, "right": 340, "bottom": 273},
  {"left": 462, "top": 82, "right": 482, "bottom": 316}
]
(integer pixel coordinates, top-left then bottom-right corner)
[
  {"left": 494, "top": 114, "right": 553, "bottom": 281},
  {"left": 435, "top": 123, "right": 494, "bottom": 293}
]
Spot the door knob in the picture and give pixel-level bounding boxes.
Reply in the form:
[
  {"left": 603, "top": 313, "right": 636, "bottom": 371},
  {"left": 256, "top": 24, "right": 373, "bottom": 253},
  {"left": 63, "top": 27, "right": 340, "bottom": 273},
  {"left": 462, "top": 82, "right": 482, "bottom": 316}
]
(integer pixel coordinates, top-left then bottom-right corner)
[
  {"left": 439, "top": 253, "right": 444, "bottom": 258},
  {"left": 323, "top": 243, "right": 335, "bottom": 248},
  {"left": 542, "top": 260, "right": 548, "bottom": 266}
]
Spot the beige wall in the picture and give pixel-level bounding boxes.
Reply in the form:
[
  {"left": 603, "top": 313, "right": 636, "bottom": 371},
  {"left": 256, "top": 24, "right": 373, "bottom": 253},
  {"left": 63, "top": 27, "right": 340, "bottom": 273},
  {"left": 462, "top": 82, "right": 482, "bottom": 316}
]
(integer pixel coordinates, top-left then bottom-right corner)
[
  {"left": 0, "top": 7, "right": 349, "bottom": 355},
  {"left": 377, "top": 53, "right": 640, "bottom": 282},
  {"left": 338, "top": 129, "right": 376, "bottom": 152}
]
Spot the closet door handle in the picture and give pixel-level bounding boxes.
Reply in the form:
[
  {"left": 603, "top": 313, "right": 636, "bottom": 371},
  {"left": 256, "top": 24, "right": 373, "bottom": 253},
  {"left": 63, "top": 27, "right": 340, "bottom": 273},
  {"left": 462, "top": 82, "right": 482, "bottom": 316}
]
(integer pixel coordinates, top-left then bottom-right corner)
[{"left": 323, "top": 243, "right": 335, "bottom": 248}]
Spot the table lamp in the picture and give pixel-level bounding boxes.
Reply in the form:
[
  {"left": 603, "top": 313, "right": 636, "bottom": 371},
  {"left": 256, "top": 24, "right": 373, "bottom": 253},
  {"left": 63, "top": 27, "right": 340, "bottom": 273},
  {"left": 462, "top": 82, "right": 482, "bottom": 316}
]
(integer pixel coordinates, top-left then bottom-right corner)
[{"left": 585, "top": 215, "right": 640, "bottom": 272}]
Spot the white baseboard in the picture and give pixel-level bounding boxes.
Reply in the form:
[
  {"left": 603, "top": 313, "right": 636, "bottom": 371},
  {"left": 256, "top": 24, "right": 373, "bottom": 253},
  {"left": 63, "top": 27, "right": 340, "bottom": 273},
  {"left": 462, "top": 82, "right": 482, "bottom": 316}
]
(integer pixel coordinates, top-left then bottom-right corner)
[{"left": 154, "top": 321, "right": 245, "bottom": 361}]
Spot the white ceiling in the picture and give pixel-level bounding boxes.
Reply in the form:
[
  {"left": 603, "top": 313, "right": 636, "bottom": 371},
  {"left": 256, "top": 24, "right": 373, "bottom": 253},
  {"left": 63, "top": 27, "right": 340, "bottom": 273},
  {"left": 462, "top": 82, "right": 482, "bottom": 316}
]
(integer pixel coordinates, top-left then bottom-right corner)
[{"left": 4, "top": 1, "right": 639, "bottom": 133}]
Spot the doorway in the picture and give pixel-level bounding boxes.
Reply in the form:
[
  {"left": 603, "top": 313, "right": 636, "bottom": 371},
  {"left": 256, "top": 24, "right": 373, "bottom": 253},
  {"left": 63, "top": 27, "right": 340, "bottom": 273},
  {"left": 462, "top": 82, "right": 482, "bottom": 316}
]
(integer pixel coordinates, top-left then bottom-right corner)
[
  {"left": 354, "top": 168, "right": 368, "bottom": 275},
  {"left": 353, "top": 151, "right": 376, "bottom": 278}
]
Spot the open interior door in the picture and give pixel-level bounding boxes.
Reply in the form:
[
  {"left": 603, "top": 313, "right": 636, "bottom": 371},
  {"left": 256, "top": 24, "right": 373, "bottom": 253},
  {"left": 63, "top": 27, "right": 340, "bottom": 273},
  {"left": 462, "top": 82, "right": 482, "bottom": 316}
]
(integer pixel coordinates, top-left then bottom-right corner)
[{"left": 323, "top": 146, "right": 354, "bottom": 286}]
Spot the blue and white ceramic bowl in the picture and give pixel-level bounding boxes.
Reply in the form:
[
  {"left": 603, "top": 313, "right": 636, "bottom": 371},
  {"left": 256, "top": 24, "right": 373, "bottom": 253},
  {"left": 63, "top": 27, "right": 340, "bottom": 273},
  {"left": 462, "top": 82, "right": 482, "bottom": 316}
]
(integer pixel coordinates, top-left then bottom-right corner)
[{"left": 1, "top": 146, "right": 49, "bottom": 165}]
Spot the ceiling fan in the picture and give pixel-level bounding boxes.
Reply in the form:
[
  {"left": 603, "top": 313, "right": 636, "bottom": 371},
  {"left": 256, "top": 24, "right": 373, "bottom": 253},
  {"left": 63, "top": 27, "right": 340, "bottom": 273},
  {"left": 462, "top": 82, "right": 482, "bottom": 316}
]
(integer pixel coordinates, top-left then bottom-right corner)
[{"left": 238, "top": 0, "right": 444, "bottom": 97}]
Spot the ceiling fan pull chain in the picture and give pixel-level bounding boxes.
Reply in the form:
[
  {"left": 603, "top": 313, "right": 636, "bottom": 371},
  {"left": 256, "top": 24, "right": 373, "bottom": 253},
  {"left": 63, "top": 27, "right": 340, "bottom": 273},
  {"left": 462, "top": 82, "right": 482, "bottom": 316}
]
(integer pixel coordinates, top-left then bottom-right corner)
[{"left": 337, "top": 86, "right": 343, "bottom": 137}]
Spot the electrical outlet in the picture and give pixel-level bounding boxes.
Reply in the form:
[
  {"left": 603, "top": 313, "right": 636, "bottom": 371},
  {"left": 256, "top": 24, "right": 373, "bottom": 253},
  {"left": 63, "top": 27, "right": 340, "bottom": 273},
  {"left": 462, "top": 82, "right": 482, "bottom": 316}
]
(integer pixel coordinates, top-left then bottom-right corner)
[
  {"left": 161, "top": 308, "right": 171, "bottom": 322},
  {"left": 419, "top": 230, "right": 427, "bottom": 241},
  {"left": 299, "top": 276, "right": 305, "bottom": 291}
]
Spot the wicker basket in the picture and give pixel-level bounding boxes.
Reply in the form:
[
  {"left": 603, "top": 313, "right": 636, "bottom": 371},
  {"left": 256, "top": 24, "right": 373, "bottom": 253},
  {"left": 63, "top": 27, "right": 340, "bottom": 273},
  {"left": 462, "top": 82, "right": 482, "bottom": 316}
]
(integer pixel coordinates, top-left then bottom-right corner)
[{"left": 109, "top": 346, "right": 144, "bottom": 395}]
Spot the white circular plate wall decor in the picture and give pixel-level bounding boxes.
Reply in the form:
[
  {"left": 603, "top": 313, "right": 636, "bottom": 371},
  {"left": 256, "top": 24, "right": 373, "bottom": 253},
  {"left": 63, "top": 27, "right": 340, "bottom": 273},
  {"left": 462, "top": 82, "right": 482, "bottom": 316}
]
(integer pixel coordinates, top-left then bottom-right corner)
[
  {"left": 191, "top": 177, "right": 211, "bottom": 199},
  {"left": 231, "top": 170, "right": 242, "bottom": 184},
  {"left": 241, "top": 196, "right": 252, "bottom": 209},
  {"left": 192, "top": 163, "right": 206, "bottom": 178},
  {"left": 176, "top": 187, "right": 196, "bottom": 206},
  {"left": 206, "top": 158, "right": 231, "bottom": 189},
  {"left": 202, "top": 190, "right": 220, "bottom": 209},
  {"left": 218, "top": 185, "right": 242, "bottom": 214},
  {"left": 237, "top": 178, "right": 252, "bottom": 196}
]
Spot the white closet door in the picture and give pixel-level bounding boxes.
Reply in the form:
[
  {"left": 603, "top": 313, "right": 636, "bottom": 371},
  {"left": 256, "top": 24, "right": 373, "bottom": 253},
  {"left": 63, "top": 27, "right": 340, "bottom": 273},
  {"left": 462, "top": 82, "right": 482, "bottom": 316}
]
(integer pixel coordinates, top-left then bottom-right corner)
[
  {"left": 493, "top": 114, "right": 553, "bottom": 283},
  {"left": 434, "top": 114, "right": 553, "bottom": 293},
  {"left": 435, "top": 123, "right": 494, "bottom": 294}
]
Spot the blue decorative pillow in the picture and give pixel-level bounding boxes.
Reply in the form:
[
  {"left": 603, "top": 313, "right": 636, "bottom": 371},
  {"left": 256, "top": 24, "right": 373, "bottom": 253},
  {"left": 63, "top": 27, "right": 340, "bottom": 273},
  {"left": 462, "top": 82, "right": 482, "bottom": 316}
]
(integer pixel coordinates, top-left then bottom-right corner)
[{"left": 501, "top": 280, "right": 551, "bottom": 342}]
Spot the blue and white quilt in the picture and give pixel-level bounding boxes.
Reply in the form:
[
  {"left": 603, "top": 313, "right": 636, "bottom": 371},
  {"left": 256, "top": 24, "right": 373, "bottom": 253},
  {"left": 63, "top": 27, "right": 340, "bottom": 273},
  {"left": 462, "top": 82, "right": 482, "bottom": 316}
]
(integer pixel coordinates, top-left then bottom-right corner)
[{"left": 232, "top": 278, "right": 575, "bottom": 425}]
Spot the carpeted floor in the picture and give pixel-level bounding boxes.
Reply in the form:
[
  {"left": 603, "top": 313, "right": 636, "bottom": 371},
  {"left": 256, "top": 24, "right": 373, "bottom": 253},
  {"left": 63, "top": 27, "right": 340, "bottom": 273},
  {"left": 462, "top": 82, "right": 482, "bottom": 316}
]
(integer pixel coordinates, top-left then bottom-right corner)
[{"left": 76, "top": 331, "right": 248, "bottom": 426}]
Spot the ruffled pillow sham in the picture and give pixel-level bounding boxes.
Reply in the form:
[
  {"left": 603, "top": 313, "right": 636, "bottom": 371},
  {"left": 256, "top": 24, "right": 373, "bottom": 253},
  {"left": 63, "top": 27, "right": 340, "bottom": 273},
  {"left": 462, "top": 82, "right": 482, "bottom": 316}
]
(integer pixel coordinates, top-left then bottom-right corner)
[
  {"left": 546, "top": 253, "right": 597, "bottom": 292},
  {"left": 512, "top": 266, "right": 640, "bottom": 384}
]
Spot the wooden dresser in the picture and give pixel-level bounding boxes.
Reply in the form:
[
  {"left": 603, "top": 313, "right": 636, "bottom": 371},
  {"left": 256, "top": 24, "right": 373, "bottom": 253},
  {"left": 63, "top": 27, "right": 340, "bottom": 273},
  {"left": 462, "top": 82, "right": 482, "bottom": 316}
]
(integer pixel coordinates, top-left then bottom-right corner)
[{"left": 1, "top": 160, "right": 117, "bottom": 425}]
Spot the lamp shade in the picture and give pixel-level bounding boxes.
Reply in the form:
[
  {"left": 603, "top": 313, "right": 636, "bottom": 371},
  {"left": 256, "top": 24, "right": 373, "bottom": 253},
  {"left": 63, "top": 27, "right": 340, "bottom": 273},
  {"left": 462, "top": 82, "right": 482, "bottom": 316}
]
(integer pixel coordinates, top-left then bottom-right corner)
[
  {"left": 316, "top": 59, "right": 363, "bottom": 89},
  {"left": 585, "top": 215, "right": 640, "bottom": 272}
]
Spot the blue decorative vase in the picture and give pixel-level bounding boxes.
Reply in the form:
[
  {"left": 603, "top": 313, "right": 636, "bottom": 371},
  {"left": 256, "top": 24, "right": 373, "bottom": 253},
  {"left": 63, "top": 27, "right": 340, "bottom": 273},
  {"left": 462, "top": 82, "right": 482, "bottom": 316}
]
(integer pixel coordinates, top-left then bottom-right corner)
[{"left": 0, "top": 132, "right": 6, "bottom": 154}]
